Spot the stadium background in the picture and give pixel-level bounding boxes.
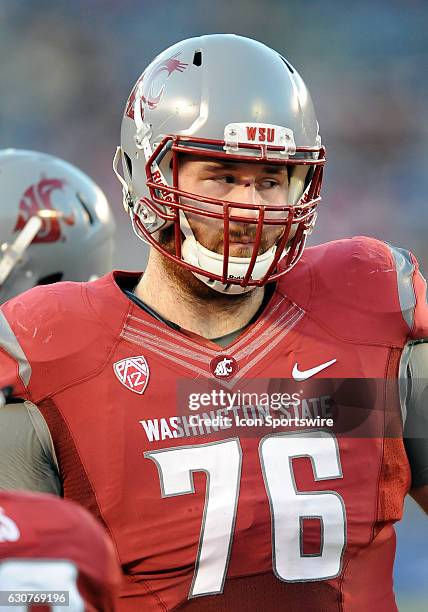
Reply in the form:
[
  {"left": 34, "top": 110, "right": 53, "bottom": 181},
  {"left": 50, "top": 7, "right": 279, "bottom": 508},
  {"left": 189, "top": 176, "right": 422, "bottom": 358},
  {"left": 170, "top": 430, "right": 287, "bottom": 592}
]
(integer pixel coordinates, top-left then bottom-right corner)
[{"left": 1, "top": 1, "right": 427, "bottom": 609}]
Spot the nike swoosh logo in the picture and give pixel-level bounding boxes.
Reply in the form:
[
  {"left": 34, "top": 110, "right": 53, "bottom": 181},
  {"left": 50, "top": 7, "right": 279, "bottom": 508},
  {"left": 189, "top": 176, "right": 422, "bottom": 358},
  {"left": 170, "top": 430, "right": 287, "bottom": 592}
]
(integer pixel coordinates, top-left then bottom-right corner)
[{"left": 292, "top": 359, "right": 337, "bottom": 381}]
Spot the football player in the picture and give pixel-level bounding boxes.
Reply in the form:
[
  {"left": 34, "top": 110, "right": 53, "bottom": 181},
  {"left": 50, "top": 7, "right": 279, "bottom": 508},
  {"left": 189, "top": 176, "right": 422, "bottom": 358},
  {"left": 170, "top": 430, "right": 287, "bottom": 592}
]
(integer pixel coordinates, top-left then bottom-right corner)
[
  {"left": 0, "top": 489, "right": 121, "bottom": 610},
  {"left": 0, "top": 149, "right": 116, "bottom": 304},
  {"left": 0, "top": 35, "right": 427, "bottom": 611}
]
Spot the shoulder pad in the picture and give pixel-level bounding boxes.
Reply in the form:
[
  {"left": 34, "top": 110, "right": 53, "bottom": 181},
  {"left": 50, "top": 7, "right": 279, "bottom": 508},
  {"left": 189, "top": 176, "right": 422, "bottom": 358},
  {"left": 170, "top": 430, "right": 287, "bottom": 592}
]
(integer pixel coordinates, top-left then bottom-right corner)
[
  {"left": 0, "top": 275, "right": 129, "bottom": 402},
  {"left": 278, "top": 236, "right": 422, "bottom": 345}
]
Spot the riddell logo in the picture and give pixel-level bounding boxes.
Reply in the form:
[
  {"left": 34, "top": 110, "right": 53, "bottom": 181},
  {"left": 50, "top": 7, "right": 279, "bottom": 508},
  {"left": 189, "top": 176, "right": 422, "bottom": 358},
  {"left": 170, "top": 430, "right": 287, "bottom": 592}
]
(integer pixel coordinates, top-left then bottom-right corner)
[
  {"left": 113, "top": 356, "right": 150, "bottom": 395},
  {"left": 246, "top": 126, "right": 276, "bottom": 143},
  {"left": 13, "top": 178, "right": 75, "bottom": 243},
  {"left": 125, "top": 53, "right": 188, "bottom": 122}
]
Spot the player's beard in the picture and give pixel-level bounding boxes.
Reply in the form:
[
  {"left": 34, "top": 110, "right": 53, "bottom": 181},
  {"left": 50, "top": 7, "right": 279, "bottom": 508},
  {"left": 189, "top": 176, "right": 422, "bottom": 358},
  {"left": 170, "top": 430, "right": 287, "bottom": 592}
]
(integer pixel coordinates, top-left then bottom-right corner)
[{"left": 157, "top": 225, "right": 264, "bottom": 303}]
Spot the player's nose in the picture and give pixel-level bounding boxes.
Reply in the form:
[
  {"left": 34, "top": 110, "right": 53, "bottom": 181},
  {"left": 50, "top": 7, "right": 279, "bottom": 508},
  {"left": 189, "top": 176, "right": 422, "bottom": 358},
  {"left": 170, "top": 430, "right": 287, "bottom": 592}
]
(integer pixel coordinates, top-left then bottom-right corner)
[{"left": 229, "top": 183, "right": 260, "bottom": 221}]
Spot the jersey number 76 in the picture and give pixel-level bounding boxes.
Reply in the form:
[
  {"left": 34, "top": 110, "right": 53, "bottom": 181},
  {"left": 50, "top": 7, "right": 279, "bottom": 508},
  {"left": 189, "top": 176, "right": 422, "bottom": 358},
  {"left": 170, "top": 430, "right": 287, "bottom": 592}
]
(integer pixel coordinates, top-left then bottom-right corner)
[{"left": 145, "top": 431, "right": 346, "bottom": 598}]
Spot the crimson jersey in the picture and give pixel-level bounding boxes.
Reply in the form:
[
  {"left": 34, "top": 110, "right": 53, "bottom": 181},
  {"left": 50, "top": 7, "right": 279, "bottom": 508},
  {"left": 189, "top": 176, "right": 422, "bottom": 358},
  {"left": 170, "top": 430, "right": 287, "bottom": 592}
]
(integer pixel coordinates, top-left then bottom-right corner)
[
  {"left": 0, "top": 490, "right": 120, "bottom": 611},
  {"left": 0, "top": 236, "right": 427, "bottom": 611}
]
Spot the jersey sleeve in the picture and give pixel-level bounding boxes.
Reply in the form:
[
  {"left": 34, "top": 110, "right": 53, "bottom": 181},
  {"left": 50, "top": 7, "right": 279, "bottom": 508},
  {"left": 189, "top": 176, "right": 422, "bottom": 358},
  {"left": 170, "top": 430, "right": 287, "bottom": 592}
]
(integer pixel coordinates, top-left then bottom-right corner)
[
  {"left": 386, "top": 244, "right": 428, "bottom": 340},
  {"left": 403, "top": 342, "right": 428, "bottom": 487},
  {"left": 390, "top": 247, "right": 428, "bottom": 486},
  {"left": 0, "top": 309, "right": 30, "bottom": 399},
  {"left": 0, "top": 401, "right": 61, "bottom": 494},
  {"left": 410, "top": 257, "right": 428, "bottom": 339}
]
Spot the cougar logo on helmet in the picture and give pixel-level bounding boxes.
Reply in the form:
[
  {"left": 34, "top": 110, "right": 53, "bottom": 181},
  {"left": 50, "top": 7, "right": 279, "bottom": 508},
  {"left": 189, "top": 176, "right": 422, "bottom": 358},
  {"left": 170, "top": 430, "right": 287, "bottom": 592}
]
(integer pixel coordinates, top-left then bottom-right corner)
[
  {"left": 125, "top": 53, "right": 188, "bottom": 122},
  {"left": 14, "top": 178, "right": 75, "bottom": 243}
]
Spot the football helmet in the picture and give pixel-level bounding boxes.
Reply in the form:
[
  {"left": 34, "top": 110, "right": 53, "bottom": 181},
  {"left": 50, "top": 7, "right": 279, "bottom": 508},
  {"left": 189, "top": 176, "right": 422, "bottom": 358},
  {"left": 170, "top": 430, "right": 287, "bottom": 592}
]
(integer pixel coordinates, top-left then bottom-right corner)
[
  {"left": 114, "top": 34, "right": 325, "bottom": 294},
  {"left": 0, "top": 149, "right": 116, "bottom": 303}
]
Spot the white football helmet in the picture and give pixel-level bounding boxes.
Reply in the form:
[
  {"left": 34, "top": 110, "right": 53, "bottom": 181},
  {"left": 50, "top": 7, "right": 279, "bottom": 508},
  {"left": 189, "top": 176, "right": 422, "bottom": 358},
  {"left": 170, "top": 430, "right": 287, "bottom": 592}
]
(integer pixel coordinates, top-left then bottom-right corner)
[
  {"left": 0, "top": 149, "right": 116, "bottom": 303},
  {"left": 114, "top": 34, "right": 325, "bottom": 294}
]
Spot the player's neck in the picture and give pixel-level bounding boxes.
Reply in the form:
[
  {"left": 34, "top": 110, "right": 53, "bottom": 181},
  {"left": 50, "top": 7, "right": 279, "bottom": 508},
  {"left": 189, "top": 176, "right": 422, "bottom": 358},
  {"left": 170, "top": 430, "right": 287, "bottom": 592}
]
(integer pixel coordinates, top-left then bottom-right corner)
[{"left": 134, "top": 251, "right": 265, "bottom": 339}]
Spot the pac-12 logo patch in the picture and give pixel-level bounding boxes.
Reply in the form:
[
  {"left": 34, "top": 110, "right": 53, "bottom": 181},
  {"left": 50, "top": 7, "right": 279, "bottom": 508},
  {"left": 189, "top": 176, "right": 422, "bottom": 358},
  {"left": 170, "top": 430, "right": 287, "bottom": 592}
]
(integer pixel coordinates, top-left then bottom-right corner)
[{"left": 113, "top": 356, "right": 150, "bottom": 395}]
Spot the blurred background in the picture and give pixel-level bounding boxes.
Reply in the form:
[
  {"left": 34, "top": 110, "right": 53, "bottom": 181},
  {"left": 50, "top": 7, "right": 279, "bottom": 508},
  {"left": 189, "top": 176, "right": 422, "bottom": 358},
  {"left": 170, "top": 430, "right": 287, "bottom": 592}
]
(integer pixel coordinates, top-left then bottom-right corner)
[{"left": 1, "top": 0, "right": 427, "bottom": 609}]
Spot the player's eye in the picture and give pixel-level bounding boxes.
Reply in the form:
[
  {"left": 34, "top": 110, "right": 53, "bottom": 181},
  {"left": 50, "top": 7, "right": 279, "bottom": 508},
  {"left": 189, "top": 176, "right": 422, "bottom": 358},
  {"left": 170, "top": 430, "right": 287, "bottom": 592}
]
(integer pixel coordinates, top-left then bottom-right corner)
[
  {"left": 258, "top": 179, "right": 280, "bottom": 189},
  {"left": 214, "top": 175, "right": 235, "bottom": 184}
]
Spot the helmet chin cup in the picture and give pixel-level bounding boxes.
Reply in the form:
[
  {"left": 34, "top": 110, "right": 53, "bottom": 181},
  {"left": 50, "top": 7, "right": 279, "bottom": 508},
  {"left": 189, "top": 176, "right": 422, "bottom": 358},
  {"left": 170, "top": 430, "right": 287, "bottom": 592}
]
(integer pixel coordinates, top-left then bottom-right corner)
[{"left": 182, "top": 235, "right": 277, "bottom": 294}]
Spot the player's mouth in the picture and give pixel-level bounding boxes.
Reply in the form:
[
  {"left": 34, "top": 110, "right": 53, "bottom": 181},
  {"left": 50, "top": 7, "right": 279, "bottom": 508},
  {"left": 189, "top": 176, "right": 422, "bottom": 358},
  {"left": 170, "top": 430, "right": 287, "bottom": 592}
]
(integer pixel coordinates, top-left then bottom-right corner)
[
  {"left": 230, "top": 240, "right": 255, "bottom": 247},
  {"left": 229, "top": 235, "right": 256, "bottom": 245}
]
